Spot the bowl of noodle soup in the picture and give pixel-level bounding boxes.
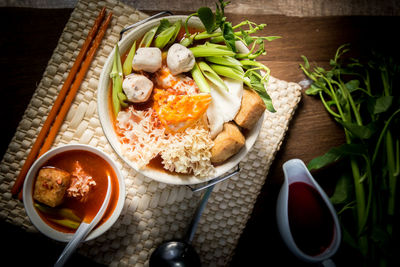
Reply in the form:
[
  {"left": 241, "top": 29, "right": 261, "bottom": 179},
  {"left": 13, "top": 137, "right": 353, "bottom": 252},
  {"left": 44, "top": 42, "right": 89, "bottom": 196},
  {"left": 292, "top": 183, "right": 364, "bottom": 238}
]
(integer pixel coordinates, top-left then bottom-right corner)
[{"left": 97, "top": 15, "right": 265, "bottom": 185}]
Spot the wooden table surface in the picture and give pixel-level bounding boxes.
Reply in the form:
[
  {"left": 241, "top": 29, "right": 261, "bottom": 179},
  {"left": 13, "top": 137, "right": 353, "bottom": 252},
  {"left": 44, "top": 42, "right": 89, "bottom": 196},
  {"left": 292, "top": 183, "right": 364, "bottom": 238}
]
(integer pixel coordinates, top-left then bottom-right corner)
[{"left": 0, "top": 7, "right": 399, "bottom": 266}]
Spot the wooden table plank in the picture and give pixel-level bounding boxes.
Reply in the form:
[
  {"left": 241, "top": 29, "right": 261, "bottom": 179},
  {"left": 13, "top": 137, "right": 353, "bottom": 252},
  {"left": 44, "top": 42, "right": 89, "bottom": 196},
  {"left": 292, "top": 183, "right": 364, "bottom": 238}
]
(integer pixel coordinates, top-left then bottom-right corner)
[{"left": 1, "top": 7, "right": 399, "bottom": 266}]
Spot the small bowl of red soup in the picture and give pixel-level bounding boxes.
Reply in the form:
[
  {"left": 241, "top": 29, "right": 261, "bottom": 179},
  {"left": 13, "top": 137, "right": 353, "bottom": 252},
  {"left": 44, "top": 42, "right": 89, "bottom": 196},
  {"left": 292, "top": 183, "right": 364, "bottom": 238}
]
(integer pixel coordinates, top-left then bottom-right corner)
[{"left": 23, "top": 144, "right": 125, "bottom": 242}]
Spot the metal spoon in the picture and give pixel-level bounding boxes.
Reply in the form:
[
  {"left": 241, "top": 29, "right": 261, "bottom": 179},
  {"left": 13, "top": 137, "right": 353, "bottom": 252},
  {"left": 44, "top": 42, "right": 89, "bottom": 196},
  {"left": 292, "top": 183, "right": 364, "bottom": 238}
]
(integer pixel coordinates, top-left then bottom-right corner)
[
  {"left": 54, "top": 174, "right": 112, "bottom": 267},
  {"left": 149, "top": 185, "right": 215, "bottom": 267}
]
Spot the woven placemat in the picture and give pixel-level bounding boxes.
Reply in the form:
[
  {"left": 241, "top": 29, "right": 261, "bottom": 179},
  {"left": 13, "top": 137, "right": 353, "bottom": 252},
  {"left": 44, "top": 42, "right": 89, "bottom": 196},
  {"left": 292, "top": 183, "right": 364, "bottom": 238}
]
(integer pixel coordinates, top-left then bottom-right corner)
[{"left": 0, "top": 0, "right": 301, "bottom": 266}]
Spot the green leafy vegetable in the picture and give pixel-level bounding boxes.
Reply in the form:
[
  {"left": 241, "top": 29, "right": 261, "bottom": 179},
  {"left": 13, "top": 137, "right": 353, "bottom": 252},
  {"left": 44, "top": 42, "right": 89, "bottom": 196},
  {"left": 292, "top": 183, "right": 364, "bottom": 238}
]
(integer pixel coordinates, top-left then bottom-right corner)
[
  {"left": 301, "top": 44, "right": 400, "bottom": 266},
  {"left": 156, "top": 19, "right": 171, "bottom": 34},
  {"left": 178, "top": 1, "right": 279, "bottom": 109},
  {"left": 245, "top": 70, "right": 275, "bottom": 112},
  {"left": 197, "top": 7, "right": 215, "bottom": 33},
  {"left": 222, "top": 21, "right": 236, "bottom": 52}
]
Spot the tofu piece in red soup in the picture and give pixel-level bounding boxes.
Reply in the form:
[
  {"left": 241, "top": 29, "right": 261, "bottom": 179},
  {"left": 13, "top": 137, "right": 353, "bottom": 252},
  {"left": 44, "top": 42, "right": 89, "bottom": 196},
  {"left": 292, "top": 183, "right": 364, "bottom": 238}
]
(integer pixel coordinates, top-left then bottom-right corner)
[{"left": 33, "top": 167, "right": 71, "bottom": 207}]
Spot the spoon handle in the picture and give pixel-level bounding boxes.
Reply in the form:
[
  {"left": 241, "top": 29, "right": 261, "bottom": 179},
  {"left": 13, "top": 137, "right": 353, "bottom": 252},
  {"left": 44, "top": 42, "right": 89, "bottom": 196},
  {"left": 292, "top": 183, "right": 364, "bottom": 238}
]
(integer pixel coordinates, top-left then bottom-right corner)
[
  {"left": 185, "top": 185, "right": 215, "bottom": 243},
  {"left": 54, "top": 222, "right": 91, "bottom": 267},
  {"left": 54, "top": 175, "right": 111, "bottom": 267}
]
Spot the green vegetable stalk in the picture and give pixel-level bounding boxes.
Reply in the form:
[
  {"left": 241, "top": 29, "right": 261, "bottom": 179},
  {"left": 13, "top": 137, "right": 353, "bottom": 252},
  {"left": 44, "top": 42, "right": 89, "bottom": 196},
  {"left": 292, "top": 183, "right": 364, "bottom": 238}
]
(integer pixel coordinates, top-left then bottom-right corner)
[
  {"left": 301, "top": 44, "right": 400, "bottom": 266},
  {"left": 206, "top": 56, "right": 243, "bottom": 67},
  {"left": 181, "top": 0, "right": 279, "bottom": 111},
  {"left": 210, "top": 64, "right": 244, "bottom": 81},
  {"left": 110, "top": 44, "right": 128, "bottom": 117},
  {"left": 35, "top": 203, "right": 82, "bottom": 230},
  {"left": 198, "top": 61, "right": 229, "bottom": 91},
  {"left": 191, "top": 62, "right": 210, "bottom": 93},
  {"left": 49, "top": 218, "right": 80, "bottom": 230},
  {"left": 139, "top": 25, "right": 158, "bottom": 48},
  {"left": 189, "top": 46, "right": 236, "bottom": 57},
  {"left": 122, "top": 40, "right": 136, "bottom": 76}
]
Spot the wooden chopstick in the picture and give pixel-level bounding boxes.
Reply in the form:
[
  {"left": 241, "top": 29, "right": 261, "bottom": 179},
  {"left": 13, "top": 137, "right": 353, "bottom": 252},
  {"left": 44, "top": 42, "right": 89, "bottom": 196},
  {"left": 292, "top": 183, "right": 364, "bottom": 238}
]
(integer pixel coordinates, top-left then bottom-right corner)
[
  {"left": 11, "top": 8, "right": 111, "bottom": 197},
  {"left": 38, "top": 12, "right": 113, "bottom": 157}
]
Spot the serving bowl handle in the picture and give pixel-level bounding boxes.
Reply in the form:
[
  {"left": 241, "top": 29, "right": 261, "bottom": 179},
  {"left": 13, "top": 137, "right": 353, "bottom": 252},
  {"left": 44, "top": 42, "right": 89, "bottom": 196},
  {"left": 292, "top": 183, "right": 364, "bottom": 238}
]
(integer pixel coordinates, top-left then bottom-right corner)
[
  {"left": 188, "top": 165, "right": 240, "bottom": 192},
  {"left": 119, "top": 11, "right": 174, "bottom": 40}
]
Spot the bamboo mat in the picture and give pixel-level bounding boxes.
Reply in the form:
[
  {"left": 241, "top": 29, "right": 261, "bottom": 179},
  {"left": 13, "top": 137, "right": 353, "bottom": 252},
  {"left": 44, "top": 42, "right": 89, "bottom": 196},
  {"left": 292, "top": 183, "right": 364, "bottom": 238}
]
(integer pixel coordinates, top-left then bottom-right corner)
[{"left": 0, "top": 0, "right": 301, "bottom": 266}]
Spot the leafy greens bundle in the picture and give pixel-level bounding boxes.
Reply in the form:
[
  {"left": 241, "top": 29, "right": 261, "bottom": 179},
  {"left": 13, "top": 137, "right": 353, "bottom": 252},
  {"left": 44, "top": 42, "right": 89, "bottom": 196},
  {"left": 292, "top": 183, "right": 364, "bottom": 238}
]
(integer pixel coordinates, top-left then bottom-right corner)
[
  {"left": 182, "top": 0, "right": 280, "bottom": 112},
  {"left": 301, "top": 44, "right": 399, "bottom": 266}
]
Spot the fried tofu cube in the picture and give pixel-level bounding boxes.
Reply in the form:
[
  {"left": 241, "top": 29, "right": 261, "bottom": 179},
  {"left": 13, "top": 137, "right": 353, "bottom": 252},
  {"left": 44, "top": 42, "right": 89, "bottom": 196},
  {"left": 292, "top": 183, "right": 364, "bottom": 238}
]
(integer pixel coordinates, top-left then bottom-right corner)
[
  {"left": 234, "top": 88, "right": 266, "bottom": 130},
  {"left": 33, "top": 167, "right": 71, "bottom": 207},
  {"left": 211, "top": 122, "right": 245, "bottom": 164}
]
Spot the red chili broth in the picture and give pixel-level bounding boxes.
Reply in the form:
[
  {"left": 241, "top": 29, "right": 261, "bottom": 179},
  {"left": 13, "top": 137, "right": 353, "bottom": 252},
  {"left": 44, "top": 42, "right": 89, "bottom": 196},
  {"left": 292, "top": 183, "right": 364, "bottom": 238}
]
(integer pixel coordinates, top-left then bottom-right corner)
[{"left": 33, "top": 150, "right": 119, "bottom": 233}]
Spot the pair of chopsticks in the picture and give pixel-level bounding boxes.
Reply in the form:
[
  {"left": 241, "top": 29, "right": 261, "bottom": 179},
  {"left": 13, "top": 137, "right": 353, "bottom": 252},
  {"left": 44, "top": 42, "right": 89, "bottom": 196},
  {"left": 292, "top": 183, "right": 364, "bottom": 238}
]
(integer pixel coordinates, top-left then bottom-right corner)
[{"left": 11, "top": 7, "right": 113, "bottom": 199}]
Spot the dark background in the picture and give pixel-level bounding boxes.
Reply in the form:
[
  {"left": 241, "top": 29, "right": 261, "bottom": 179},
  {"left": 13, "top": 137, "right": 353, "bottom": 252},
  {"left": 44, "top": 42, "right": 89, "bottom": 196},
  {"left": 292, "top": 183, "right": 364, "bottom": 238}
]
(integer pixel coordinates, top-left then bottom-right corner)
[{"left": 1, "top": 7, "right": 399, "bottom": 267}]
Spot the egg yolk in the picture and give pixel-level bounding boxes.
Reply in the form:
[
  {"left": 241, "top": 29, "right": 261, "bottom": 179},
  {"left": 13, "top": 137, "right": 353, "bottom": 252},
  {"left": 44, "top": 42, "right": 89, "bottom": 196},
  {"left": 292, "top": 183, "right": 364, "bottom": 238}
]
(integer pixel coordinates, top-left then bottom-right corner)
[{"left": 153, "top": 89, "right": 211, "bottom": 132}]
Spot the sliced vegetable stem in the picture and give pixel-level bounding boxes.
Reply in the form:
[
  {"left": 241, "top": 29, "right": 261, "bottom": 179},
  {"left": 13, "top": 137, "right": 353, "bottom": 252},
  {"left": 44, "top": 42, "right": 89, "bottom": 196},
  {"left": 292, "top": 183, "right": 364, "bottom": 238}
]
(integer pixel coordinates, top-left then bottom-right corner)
[
  {"left": 139, "top": 25, "right": 158, "bottom": 48},
  {"left": 207, "top": 24, "right": 267, "bottom": 43},
  {"left": 386, "top": 130, "right": 396, "bottom": 225},
  {"left": 110, "top": 44, "right": 125, "bottom": 117},
  {"left": 198, "top": 61, "right": 228, "bottom": 91},
  {"left": 372, "top": 109, "right": 400, "bottom": 163},
  {"left": 49, "top": 218, "right": 80, "bottom": 230},
  {"left": 322, "top": 76, "right": 346, "bottom": 121},
  {"left": 210, "top": 64, "right": 244, "bottom": 81},
  {"left": 189, "top": 46, "right": 235, "bottom": 57},
  {"left": 122, "top": 40, "right": 136, "bottom": 76},
  {"left": 339, "top": 80, "right": 363, "bottom": 126},
  {"left": 191, "top": 62, "right": 210, "bottom": 93}
]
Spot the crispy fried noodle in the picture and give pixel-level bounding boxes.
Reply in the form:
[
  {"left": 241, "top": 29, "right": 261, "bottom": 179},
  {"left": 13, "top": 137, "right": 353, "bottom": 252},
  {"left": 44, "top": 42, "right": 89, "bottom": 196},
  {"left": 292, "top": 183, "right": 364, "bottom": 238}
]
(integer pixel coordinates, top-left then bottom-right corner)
[{"left": 116, "top": 106, "right": 215, "bottom": 177}]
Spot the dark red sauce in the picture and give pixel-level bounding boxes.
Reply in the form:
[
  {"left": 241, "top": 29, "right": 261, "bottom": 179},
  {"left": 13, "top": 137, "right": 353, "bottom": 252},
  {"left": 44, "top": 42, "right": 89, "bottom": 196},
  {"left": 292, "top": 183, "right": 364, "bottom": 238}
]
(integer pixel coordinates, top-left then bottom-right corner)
[{"left": 288, "top": 181, "right": 334, "bottom": 256}]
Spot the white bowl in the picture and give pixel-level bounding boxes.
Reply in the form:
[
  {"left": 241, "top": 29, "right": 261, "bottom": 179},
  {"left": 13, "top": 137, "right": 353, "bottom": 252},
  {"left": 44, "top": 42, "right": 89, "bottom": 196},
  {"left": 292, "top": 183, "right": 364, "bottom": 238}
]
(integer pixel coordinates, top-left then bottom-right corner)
[
  {"left": 97, "top": 15, "right": 264, "bottom": 185},
  {"left": 23, "top": 144, "right": 125, "bottom": 242}
]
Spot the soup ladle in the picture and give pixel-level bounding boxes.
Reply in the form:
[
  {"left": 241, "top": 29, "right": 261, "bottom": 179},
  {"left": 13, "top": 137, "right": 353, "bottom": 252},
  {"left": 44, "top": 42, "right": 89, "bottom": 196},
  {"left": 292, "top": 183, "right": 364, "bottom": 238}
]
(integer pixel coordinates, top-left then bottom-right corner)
[
  {"left": 54, "top": 174, "right": 112, "bottom": 267},
  {"left": 149, "top": 185, "right": 215, "bottom": 267}
]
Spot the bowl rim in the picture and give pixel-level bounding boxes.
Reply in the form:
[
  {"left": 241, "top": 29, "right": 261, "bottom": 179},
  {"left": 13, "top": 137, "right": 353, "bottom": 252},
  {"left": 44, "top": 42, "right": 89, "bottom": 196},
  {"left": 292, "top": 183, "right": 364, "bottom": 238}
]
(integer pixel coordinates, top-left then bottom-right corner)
[
  {"left": 97, "top": 15, "right": 264, "bottom": 185},
  {"left": 22, "top": 144, "right": 125, "bottom": 242}
]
